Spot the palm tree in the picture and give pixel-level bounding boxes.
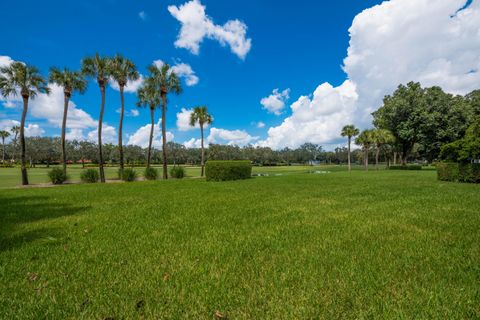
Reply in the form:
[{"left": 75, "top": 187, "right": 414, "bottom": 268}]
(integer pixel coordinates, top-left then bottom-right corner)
[
  {"left": 341, "top": 124, "right": 360, "bottom": 171},
  {"left": 355, "top": 129, "right": 374, "bottom": 171},
  {"left": 110, "top": 54, "right": 139, "bottom": 174},
  {"left": 82, "top": 54, "right": 112, "bottom": 183},
  {"left": 371, "top": 129, "right": 394, "bottom": 170},
  {"left": 10, "top": 126, "right": 20, "bottom": 162},
  {"left": 0, "top": 62, "right": 50, "bottom": 185},
  {"left": 190, "top": 106, "right": 212, "bottom": 177},
  {"left": 49, "top": 67, "right": 87, "bottom": 174},
  {"left": 136, "top": 79, "right": 161, "bottom": 168},
  {"left": 148, "top": 63, "right": 182, "bottom": 179},
  {"left": 0, "top": 130, "right": 10, "bottom": 163}
]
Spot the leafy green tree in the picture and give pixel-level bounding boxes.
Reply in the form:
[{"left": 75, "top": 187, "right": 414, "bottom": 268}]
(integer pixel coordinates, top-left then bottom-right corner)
[
  {"left": 373, "top": 82, "right": 426, "bottom": 165},
  {"left": 371, "top": 129, "right": 394, "bottom": 169},
  {"left": 82, "top": 53, "right": 112, "bottom": 182},
  {"left": 49, "top": 67, "right": 87, "bottom": 174},
  {"left": 355, "top": 129, "right": 374, "bottom": 170},
  {"left": 190, "top": 106, "right": 213, "bottom": 176},
  {"left": 10, "top": 125, "right": 20, "bottom": 162},
  {"left": 148, "top": 63, "right": 182, "bottom": 179},
  {"left": 0, "top": 62, "right": 50, "bottom": 185},
  {"left": 341, "top": 124, "right": 360, "bottom": 171},
  {"left": 440, "top": 119, "right": 480, "bottom": 163},
  {"left": 0, "top": 130, "right": 10, "bottom": 163},
  {"left": 136, "top": 78, "right": 161, "bottom": 168},
  {"left": 110, "top": 54, "right": 139, "bottom": 173}
]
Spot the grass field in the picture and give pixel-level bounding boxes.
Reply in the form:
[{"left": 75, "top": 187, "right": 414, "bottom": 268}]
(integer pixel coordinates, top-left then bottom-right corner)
[
  {"left": 1, "top": 169, "right": 479, "bottom": 318},
  {"left": 0, "top": 164, "right": 331, "bottom": 189}
]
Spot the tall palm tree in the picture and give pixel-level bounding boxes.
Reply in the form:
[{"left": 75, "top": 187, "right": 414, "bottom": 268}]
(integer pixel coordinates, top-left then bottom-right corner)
[
  {"left": 372, "top": 129, "right": 394, "bottom": 170},
  {"left": 0, "top": 130, "right": 10, "bottom": 163},
  {"left": 110, "top": 54, "right": 139, "bottom": 174},
  {"left": 136, "top": 79, "right": 161, "bottom": 168},
  {"left": 341, "top": 124, "right": 360, "bottom": 171},
  {"left": 0, "top": 62, "right": 50, "bottom": 185},
  {"left": 189, "top": 106, "right": 212, "bottom": 177},
  {"left": 10, "top": 126, "right": 20, "bottom": 162},
  {"left": 148, "top": 63, "right": 182, "bottom": 179},
  {"left": 49, "top": 67, "right": 87, "bottom": 174},
  {"left": 82, "top": 54, "right": 112, "bottom": 183},
  {"left": 355, "top": 129, "right": 374, "bottom": 171}
]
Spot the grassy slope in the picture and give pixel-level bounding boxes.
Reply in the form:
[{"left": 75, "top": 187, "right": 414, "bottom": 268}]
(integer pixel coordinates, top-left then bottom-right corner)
[{"left": 0, "top": 170, "right": 479, "bottom": 318}]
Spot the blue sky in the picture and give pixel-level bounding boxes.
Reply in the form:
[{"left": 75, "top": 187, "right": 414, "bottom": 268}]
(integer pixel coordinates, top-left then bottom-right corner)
[{"left": 1, "top": 0, "right": 479, "bottom": 149}]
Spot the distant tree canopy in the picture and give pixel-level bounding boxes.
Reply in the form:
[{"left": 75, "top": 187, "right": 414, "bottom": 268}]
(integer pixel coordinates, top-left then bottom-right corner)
[{"left": 373, "top": 82, "right": 478, "bottom": 163}]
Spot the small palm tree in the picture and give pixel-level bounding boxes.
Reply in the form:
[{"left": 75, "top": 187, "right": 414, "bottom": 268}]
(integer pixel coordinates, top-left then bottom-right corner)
[
  {"left": 148, "top": 63, "right": 182, "bottom": 179},
  {"left": 0, "top": 62, "right": 50, "bottom": 185},
  {"left": 110, "top": 54, "right": 139, "bottom": 174},
  {"left": 0, "top": 130, "right": 10, "bottom": 163},
  {"left": 355, "top": 129, "right": 374, "bottom": 171},
  {"left": 82, "top": 54, "right": 112, "bottom": 183},
  {"left": 10, "top": 125, "right": 20, "bottom": 162},
  {"left": 371, "top": 129, "right": 395, "bottom": 170},
  {"left": 136, "top": 79, "right": 161, "bottom": 168},
  {"left": 49, "top": 67, "right": 87, "bottom": 174},
  {"left": 341, "top": 124, "right": 360, "bottom": 171},
  {"left": 190, "top": 106, "right": 212, "bottom": 177}
]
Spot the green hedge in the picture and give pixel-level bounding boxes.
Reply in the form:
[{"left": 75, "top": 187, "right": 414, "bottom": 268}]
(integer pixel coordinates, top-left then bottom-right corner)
[
  {"left": 437, "top": 163, "right": 480, "bottom": 183},
  {"left": 205, "top": 160, "right": 252, "bottom": 181},
  {"left": 388, "top": 165, "right": 422, "bottom": 170}
]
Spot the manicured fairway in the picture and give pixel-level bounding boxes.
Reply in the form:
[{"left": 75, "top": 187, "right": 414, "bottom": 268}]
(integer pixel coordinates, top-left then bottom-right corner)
[{"left": 1, "top": 170, "right": 479, "bottom": 318}]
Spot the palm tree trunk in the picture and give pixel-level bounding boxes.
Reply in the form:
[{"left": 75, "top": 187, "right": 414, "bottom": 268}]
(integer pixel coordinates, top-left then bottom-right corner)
[
  {"left": 147, "top": 107, "right": 155, "bottom": 168},
  {"left": 20, "top": 96, "right": 29, "bottom": 185},
  {"left": 118, "top": 85, "right": 125, "bottom": 173},
  {"left": 393, "top": 152, "right": 397, "bottom": 165},
  {"left": 347, "top": 136, "right": 351, "bottom": 171},
  {"left": 375, "top": 145, "right": 380, "bottom": 170},
  {"left": 61, "top": 93, "right": 70, "bottom": 174},
  {"left": 364, "top": 148, "right": 369, "bottom": 171},
  {"left": 1, "top": 138, "right": 3, "bottom": 163},
  {"left": 98, "top": 85, "right": 106, "bottom": 183},
  {"left": 161, "top": 93, "right": 168, "bottom": 180},
  {"left": 200, "top": 123, "right": 205, "bottom": 177}
]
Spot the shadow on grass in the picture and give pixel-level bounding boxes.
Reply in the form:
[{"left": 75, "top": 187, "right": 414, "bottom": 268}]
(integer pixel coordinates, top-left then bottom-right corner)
[{"left": 0, "top": 194, "right": 89, "bottom": 252}]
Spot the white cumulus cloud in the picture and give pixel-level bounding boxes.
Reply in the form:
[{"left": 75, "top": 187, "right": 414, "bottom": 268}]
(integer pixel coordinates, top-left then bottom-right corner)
[
  {"left": 110, "top": 75, "right": 144, "bottom": 93},
  {"left": 168, "top": 0, "right": 252, "bottom": 59},
  {"left": 260, "top": 88, "right": 290, "bottom": 115},
  {"left": 207, "top": 127, "right": 258, "bottom": 146},
  {"left": 127, "top": 119, "right": 174, "bottom": 148}
]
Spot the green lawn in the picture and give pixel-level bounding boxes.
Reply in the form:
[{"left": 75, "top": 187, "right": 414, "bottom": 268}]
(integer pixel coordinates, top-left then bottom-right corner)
[{"left": 1, "top": 170, "right": 479, "bottom": 318}]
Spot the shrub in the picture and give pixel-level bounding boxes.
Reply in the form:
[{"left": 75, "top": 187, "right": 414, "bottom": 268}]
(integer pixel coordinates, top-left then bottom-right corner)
[
  {"left": 170, "top": 166, "right": 186, "bottom": 179},
  {"left": 119, "top": 168, "right": 137, "bottom": 182},
  {"left": 437, "top": 163, "right": 480, "bottom": 183},
  {"left": 388, "top": 165, "right": 422, "bottom": 170},
  {"left": 47, "top": 167, "right": 68, "bottom": 184},
  {"left": 205, "top": 160, "right": 252, "bottom": 181},
  {"left": 80, "top": 169, "right": 99, "bottom": 183},
  {"left": 144, "top": 167, "right": 158, "bottom": 180}
]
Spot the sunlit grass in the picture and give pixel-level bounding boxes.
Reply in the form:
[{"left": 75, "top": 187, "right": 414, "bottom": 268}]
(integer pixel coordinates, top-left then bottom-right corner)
[{"left": 0, "top": 169, "right": 479, "bottom": 318}]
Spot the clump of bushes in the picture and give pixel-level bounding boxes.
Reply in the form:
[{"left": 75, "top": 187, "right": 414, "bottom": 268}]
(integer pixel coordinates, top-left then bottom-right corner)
[
  {"left": 205, "top": 160, "right": 252, "bottom": 181},
  {"left": 170, "top": 166, "right": 186, "bottom": 179},
  {"left": 119, "top": 168, "right": 137, "bottom": 182},
  {"left": 437, "top": 163, "right": 480, "bottom": 183},
  {"left": 80, "top": 169, "right": 99, "bottom": 183},
  {"left": 47, "top": 167, "right": 68, "bottom": 184},
  {"left": 144, "top": 167, "right": 158, "bottom": 180},
  {"left": 388, "top": 165, "right": 422, "bottom": 170}
]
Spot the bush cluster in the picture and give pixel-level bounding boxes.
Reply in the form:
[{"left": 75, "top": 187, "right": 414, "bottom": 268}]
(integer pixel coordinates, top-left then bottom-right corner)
[
  {"left": 80, "top": 169, "right": 99, "bottom": 183},
  {"left": 144, "top": 167, "right": 158, "bottom": 180},
  {"left": 169, "top": 166, "right": 186, "bottom": 179},
  {"left": 205, "top": 160, "right": 252, "bottom": 181},
  {"left": 47, "top": 167, "right": 68, "bottom": 184},
  {"left": 388, "top": 165, "right": 422, "bottom": 170},
  {"left": 119, "top": 168, "right": 137, "bottom": 182},
  {"left": 437, "top": 163, "right": 480, "bottom": 183}
]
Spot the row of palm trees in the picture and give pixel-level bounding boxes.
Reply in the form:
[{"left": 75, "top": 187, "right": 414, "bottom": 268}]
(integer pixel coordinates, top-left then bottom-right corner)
[
  {"left": 0, "top": 54, "right": 213, "bottom": 185},
  {"left": 341, "top": 125, "right": 394, "bottom": 171}
]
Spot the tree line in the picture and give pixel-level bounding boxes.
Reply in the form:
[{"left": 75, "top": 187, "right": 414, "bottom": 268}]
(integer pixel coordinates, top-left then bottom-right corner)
[{"left": 0, "top": 54, "right": 213, "bottom": 185}]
